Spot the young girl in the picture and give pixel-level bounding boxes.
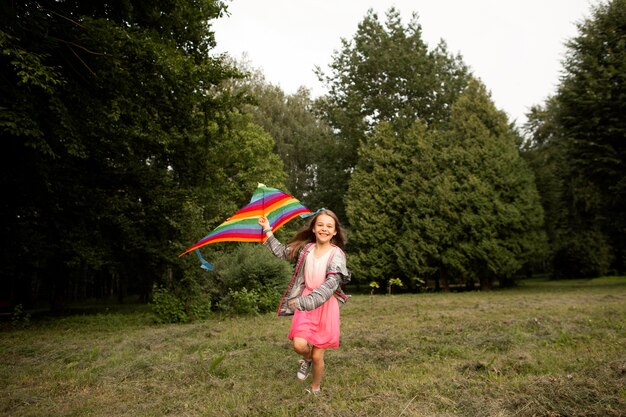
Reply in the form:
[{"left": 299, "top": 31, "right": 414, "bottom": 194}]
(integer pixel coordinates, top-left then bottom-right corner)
[{"left": 258, "top": 209, "right": 350, "bottom": 395}]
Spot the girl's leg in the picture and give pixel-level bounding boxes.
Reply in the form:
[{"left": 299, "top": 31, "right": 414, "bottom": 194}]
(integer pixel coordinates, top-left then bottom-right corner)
[
  {"left": 310, "top": 347, "right": 325, "bottom": 390},
  {"left": 293, "top": 337, "right": 313, "bottom": 381},
  {"left": 292, "top": 337, "right": 312, "bottom": 360}
]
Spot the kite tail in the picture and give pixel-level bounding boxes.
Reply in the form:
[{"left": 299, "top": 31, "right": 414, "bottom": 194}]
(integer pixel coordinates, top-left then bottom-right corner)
[{"left": 194, "top": 249, "right": 214, "bottom": 271}]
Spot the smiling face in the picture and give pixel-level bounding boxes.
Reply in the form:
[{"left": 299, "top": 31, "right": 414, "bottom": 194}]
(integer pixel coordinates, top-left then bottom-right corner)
[{"left": 312, "top": 213, "right": 337, "bottom": 245}]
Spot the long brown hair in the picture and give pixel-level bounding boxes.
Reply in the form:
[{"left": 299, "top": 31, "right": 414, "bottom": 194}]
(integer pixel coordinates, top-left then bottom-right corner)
[{"left": 287, "top": 209, "right": 347, "bottom": 262}]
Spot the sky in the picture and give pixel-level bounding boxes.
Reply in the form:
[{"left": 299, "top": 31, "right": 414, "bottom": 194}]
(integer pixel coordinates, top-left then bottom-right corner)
[{"left": 210, "top": 0, "right": 597, "bottom": 126}]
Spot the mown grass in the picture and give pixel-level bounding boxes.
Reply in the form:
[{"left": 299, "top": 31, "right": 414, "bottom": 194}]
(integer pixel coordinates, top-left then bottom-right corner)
[{"left": 1, "top": 277, "right": 625, "bottom": 416}]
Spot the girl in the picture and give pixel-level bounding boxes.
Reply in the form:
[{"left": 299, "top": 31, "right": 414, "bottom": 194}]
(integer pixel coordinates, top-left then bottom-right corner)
[{"left": 258, "top": 209, "right": 350, "bottom": 395}]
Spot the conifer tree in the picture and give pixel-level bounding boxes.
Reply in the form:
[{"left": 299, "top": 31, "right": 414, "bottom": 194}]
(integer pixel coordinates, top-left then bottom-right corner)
[{"left": 347, "top": 80, "right": 548, "bottom": 288}]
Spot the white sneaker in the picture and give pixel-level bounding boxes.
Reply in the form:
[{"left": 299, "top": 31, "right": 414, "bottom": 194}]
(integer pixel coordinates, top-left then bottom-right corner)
[{"left": 297, "top": 359, "right": 312, "bottom": 380}]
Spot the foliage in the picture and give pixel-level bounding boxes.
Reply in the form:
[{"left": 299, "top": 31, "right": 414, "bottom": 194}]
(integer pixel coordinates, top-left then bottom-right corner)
[
  {"left": 150, "top": 286, "right": 189, "bottom": 324},
  {"left": 11, "top": 304, "right": 31, "bottom": 329},
  {"left": 150, "top": 285, "right": 212, "bottom": 324},
  {"left": 0, "top": 1, "right": 287, "bottom": 309},
  {"left": 346, "top": 122, "right": 420, "bottom": 283},
  {"left": 207, "top": 244, "right": 291, "bottom": 314},
  {"left": 212, "top": 245, "right": 292, "bottom": 294},
  {"left": 315, "top": 8, "right": 471, "bottom": 220},
  {"left": 427, "top": 81, "right": 548, "bottom": 287},
  {"left": 387, "top": 278, "right": 403, "bottom": 295},
  {"left": 217, "top": 58, "right": 335, "bottom": 213},
  {"left": 219, "top": 286, "right": 281, "bottom": 316},
  {"left": 347, "top": 80, "right": 548, "bottom": 289},
  {"left": 523, "top": 0, "right": 626, "bottom": 276},
  {"left": 369, "top": 281, "right": 380, "bottom": 296}
]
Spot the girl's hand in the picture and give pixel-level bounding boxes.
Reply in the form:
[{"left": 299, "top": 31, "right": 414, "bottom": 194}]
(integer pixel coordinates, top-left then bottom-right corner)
[{"left": 258, "top": 216, "right": 270, "bottom": 230}]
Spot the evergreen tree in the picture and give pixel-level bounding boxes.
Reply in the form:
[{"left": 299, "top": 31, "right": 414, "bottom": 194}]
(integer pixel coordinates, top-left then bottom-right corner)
[
  {"left": 556, "top": 0, "right": 626, "bottom": 273},
  {"left": 315, "top": 7, "right": 470, "bottom": 221},
  {"left": 431, "top": 81, "right": 547, "bottom": 288},
  {"left": 523, "top": 0, "right": 625, "bottom": 277},
  {"left": 345, "top": 122, "right": 429, "bottom": 283},
  {"left": 347, "top": 80, "right": 547, "bottom": 289}
]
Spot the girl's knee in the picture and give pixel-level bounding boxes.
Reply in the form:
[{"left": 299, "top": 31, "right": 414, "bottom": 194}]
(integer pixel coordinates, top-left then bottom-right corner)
[
  {"left": 292, "top": 338, "right": 309, "bottom": 354},
  {"left": 311, "top": 348, "right": 325, "bottom": 363}
]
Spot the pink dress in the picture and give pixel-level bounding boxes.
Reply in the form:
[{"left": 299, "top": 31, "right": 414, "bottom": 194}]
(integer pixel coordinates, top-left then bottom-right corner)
[{"left": 288, "top": 247, "right": 341, "bottom": 349}]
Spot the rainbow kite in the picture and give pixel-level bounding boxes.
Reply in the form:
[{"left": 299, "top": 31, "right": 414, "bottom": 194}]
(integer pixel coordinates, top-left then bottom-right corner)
[{"left": 180, "top": 184, "right": 312, "bottom": 269}]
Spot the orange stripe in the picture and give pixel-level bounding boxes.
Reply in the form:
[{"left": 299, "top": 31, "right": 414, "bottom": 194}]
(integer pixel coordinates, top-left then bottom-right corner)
[
  {"left": 263, "top": 197, "right": 297, "bottom": 215},
  {"left": 228, "top": 209, "right": 264, "bottom": 221}
]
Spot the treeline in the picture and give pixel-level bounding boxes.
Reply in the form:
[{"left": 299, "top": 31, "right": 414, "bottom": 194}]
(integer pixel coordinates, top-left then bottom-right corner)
[
  {"left": 1, "top": 1, "right": 624, "bottom": 310},
  {"left": 522, "top": 0, "right": 626, "bottom": 278},
  {"left": 0, "top": 0, "right": 288, "bottom": 310}
]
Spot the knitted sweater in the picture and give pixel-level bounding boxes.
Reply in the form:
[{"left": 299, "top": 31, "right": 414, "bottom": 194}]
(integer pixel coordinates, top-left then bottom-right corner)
[{"left": 263, "top": 234, "right": 351, "bottom": 316}]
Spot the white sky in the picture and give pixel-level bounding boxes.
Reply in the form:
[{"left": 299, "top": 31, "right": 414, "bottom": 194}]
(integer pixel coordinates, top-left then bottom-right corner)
[{"left": 211, "top": 0, "right": 597, "bottom": 126}]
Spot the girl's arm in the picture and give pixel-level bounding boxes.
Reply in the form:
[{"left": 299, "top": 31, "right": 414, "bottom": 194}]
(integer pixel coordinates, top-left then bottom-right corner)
[
  {"left": 289, "top": 248, "right": 351, "bottom": 311},
  {"left": 259, "top": 216, "right": 292, "bottom": 260},
  {"left": 290, "top": 274, "right": 342, "bottom": 311},
  {"left": 262, "top": 233, "right": 291, "bottom": 260}
]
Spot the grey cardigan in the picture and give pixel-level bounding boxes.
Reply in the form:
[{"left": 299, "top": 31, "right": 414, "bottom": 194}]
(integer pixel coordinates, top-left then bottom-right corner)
[{"left": 263, "top": 234, "right": 351, "bottom": 316}]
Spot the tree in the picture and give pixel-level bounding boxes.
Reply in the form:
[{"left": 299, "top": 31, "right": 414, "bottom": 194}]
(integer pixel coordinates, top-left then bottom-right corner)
[
  {"left": 432, "top": 81, "right": 547, "bottom": 288},
  {"left": 345, "top": 122, "right": 428, "bottom": 283},
  {"left": 315, "top": 7, "right": 471, "bottom": 220},
  {"left": 240, "top": 80, "right": 334, "bottom": 208},
  {"left": 523, "top": 0, "right": 625, "bottom": 277},
  {"left": 347, "top": 80, "right": 547, "bottom": 289},
  {"left": 212, "top": 56, "right": 338, "bottom": 217},
  {"left": 556, "top": 0, "right": 626, "bottom": 273},
  {"left": 0, "top": 1, "right": 286, "bottom": 309}
]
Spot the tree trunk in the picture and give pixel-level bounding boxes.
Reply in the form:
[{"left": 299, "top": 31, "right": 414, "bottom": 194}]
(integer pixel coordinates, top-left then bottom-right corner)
[
  {"left": 479, "top": 275, "right": 493, "bottom": 290},
  {"left": 440, "top": 269, "right": 450, "bottom": 292}
]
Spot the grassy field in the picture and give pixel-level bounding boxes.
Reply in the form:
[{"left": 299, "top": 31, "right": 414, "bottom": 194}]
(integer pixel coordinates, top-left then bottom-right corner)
[{"left": 1, "top": 277, "right": 625, "bottom": 417}]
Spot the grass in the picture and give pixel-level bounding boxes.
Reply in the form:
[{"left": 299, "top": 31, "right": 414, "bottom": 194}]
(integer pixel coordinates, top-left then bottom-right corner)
[{"left": 1, "top": 277, "right": 625, "bottom": 416}]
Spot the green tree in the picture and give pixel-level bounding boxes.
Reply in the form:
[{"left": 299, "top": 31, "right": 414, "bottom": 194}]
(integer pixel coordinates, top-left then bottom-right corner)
[
  {"left": 523, "top": 0, "right": 625, "bottom": 277},
  {"left": 315, "top": 7, "right": 471, "bottom": 220},
  {"left": 347, "top": 80, "right": 547, "bottom": 289},
  {"left": 0, "top": 1, "right": 286, "bottom": 309},
  {"left": 555, "top": 0, "right": 626, "bottom": 273},
  {"left": 432, "top": 81, "right": 547, "bottom": 288},
  {"left": 345, "top": 122, "right": 426, "bottom": 283},
  {"left": 213, "top": 57, "right": 337, "bottom": 214},
  {"left": 243, "top": 83, "right": 334, "bottom": 208}
]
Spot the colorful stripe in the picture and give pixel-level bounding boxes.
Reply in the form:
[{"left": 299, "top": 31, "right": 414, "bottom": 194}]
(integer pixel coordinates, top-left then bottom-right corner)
[{"left": 180, "top": 184, "right": 311, "bottom": 257}]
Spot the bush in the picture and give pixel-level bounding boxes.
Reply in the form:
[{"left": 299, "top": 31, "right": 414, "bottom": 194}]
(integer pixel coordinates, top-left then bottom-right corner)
[
  {"left": 219, "top": 285, "right": 282, "bottom": 315},
  {"left": 256, "top": 285, "right": 282, "bottom": 313},
  {"left": 150, "top": 285, "right": 212, "bottom": 324},
  {"left": 220, "top": 287, "right": 259, "bottom": 315},
  {"left": 215, "top": 245, "right": 292, "bottom": 291},
  {"left": 160, "top": 244, "right": 291, "bottom": 319},
  {"left": 151, "top": 286, "right": 188, "bottom": 323},
  {"left": 212, "top": 245, "right": 291, "bottom": 314},
  {"left": 553, "top": 229, "right": 613, "bottom": 278},
  {"left": 11, "top": 304, "right": 31, "bottom": 329}
]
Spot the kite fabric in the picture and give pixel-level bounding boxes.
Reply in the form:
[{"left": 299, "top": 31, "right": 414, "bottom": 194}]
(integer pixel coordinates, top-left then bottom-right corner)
[{"left": 180, "top": 184, "right": 312, "bottom": 269}]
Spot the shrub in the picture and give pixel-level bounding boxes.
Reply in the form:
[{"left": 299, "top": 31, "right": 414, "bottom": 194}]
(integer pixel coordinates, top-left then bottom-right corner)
[
  {"left": 215, "top": 245, "right": 292, "bottom": 291},
  {"left": 11, "top": 304, "right": 31, "bottom": 329},
  {"left": 553, "top": 230, "right": 613, "bottom": 278},
  {"left": 219, "top": 285, "right": 282, "bottom": 316},
  {"left": 151, "top": 286, "right": 188, "bottom": 323},
  {"left": 150, "top": 285, "right": 212, "bottom": 324},
  {"left": 212, "top": 245, "right": 291, "bottom": 314}
]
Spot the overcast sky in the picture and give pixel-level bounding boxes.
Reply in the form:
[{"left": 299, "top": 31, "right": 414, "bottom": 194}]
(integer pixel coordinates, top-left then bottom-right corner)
[{"left": 211, "top": 0, "right": 597, "bottom": 126}]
